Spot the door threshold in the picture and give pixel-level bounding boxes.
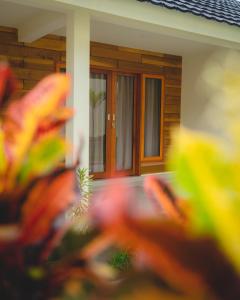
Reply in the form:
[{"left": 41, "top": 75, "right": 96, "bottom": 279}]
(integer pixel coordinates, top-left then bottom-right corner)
[{"left": 93, "top": 171, "right": 174, "bottom": 190}]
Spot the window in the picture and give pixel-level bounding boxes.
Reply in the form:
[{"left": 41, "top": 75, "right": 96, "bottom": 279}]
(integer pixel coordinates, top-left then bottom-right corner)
[{"left": 141, "top": 74, "right": 164, "bottom": 162}]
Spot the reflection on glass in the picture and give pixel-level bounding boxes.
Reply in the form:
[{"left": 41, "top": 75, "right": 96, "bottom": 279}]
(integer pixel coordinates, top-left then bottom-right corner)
[
  {"left": 89, "top": 73, "right": 107, "bottom": 173},
  {"left": 144, "top": 78, "right": 162, "bottom": 157},
  {"left": 116, "top": 75, "right": 134, "bottom": 171}
]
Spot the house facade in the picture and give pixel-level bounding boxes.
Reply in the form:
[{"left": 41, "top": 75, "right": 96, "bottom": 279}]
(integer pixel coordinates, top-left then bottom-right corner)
[{"left": 0, "top": 0, "right": 240, "bottom": 179}]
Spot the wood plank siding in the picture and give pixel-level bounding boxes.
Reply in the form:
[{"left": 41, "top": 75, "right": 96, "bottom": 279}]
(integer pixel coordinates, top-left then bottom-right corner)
[{"left": 0, "top": 26, "right": 182, "bottom": 174}]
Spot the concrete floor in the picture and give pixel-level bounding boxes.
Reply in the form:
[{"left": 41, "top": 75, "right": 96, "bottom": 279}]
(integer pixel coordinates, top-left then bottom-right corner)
[{"left": 93, "top": 172, "right": 174, "bottom": 215}]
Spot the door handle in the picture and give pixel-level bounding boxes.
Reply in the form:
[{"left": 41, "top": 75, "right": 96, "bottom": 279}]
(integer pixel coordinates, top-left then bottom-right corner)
[{"left": 112, "top": 114, "right": 116, "bottom": 128}]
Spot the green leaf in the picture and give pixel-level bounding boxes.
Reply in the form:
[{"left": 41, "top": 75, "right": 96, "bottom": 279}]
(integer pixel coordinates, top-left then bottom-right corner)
[
  {"left": 18, "top": 133, "right": 67, "bottom": 183},
  {"left": 168, "top": 128, "right": 240, "bottom": 271}
]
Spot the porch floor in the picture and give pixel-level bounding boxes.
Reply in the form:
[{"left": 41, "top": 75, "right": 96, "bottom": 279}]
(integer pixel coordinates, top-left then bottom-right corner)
[{"left": 92, "top": 172, "right": 174, "bottom": 214}]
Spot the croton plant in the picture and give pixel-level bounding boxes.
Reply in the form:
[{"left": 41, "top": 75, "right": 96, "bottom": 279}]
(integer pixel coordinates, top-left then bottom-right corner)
[{"left": 0, "top": 61, "right": 240, "bottom": 300}]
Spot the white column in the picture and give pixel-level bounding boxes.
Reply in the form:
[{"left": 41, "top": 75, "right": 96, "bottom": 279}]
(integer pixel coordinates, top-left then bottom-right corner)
[{"left": 66, "top": 9, "right": 90, "bottom": 168}]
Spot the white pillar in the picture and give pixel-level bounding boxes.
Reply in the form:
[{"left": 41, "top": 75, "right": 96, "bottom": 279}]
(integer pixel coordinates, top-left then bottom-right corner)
[{"left": 66, "top": 9, "right": 90, "bottom": 168}]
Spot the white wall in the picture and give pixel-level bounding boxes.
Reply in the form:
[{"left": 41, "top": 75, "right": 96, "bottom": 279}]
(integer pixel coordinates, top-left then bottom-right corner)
[
  {"left": 181, "top": 48, "right": 227, "bottom": 135},
  {"left": 181, "top": 51, "right": 211, "bottom": 132}
]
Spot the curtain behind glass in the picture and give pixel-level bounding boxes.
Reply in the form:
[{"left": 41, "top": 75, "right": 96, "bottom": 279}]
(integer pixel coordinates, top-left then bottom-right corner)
[
  {"left": 144, "top": 78, "right": 162, "bottom": 157},
  {"left": 116, "top": 75, "right": 134, "bottom": 171},
  {"left": 89, "top": 73, "right": 107, "bottom": 173}
]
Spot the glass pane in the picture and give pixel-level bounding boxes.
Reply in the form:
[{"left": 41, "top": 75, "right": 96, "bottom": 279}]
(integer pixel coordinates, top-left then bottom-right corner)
[
  {"left": 116, "top": 75, "right": 135, "bottom": 171},
  {"left": 144, "top": 78, "right": 162, "bottom": 157},
  {"left": 89, "top": 73, "right": 107, "bottom": 173}
]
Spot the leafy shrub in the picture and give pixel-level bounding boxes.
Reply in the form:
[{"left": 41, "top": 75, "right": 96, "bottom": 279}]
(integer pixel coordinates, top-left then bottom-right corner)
[
  {"left": 1, "top": 58, "right": 240, "bottom": 300},
  {"left": 109, "top": 250, "right": 132, "bottom": 272}
]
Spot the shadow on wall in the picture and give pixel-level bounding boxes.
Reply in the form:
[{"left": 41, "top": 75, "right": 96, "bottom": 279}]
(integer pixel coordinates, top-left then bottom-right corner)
[{"left": 181, "top": 49, "right": 238, "bottom": 139}]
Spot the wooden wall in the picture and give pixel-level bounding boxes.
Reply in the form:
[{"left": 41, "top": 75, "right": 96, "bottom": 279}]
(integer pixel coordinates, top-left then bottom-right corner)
[
  {"left": 89, "top": 42, "right": 182, "bottom": 173},
  {"left": 0, "top": 26, "right": 66, "bottom": 99},
  {"left": 0, "top": 26, "right": 181, "bottom": 174}
]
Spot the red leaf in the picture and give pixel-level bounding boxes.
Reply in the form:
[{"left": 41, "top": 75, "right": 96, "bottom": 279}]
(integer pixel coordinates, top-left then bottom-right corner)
[
  {"left": 20, "top": 170, "right": 76, "bottom": 245},
  {"left": 36, "top": 107, "right": 74, "bottom": 138},
  {"left": 0, "top": 64, "right": 16, "bottom": 108},
  {"left": 89, "top": 181, "right": 240, "bottom": 300}
]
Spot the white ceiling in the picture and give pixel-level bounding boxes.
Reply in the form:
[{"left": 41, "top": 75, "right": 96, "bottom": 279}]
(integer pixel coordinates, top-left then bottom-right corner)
[
  {"left": 0, "top": 0, "right": 217, "bottom": 56},
  {"left": 0, "top": 1, "right": 46, "bottom": 27},
  {"left": 54, "top": 19, "right": 217, "bottom": 56},
  {"left": 89, "top": 20, "right": 216, "bottom": 56}
]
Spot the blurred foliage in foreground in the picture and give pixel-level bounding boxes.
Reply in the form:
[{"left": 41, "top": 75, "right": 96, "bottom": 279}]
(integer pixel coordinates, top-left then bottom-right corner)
[
  {"left": 169, "top": 53, "right": 240, "bottom": 272},
  {"left": 1, "top": 57, "right": 240, "bottom": 300}
]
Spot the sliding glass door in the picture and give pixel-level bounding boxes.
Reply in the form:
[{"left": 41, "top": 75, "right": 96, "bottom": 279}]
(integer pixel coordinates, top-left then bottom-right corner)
[
  {"left": 89, "top": 71, "right": 110, "bottom": 177},
  {"left": 115, "top": 74, "right": 136, "bottom": 174},
  {"left": 89, "top": 70, "right": 137, "bottom": 178}
]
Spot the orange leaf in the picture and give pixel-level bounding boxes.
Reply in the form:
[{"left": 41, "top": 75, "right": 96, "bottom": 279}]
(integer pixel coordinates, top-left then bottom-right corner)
[
  {"left": 20, "top": 169, "right": 76, "bottom": 245},
  {"left": 89, "top": 182, "right": 240, "bottom": 300},
  {"left": 36, "top": 107, "right": 74, "bottom": 138},
  {"left": 144, "top": 176, "right": 185, "bottom": 223},
  {"left": 3, "top": 73, "right": 70, "bottom": 186},
  {"left": 118, "top": 219, "right": 239, "bottom": 299}
]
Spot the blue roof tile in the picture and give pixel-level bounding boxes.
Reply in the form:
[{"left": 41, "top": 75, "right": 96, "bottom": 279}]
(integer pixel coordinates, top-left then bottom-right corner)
[{"left": 138, "top": 0, "right": 240, "bottom": 27}]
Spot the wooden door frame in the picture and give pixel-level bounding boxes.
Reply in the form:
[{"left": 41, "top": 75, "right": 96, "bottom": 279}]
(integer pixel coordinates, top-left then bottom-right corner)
[
  {"left": 140, "top": 74, "right": 165, "bottom": 163},
  {"left": 112, "top": 71, "right": 139, "bottom": 177},
  {"left": 90, "top": 69, "right": 140, "bottom": 179},
  {"left": 90, "top": 68, "right": 112, "bottom": 179}
]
